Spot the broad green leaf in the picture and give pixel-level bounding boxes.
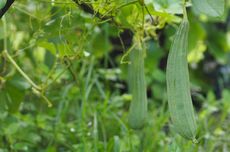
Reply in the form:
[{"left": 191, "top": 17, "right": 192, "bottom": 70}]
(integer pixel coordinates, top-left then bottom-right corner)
[
  {"left": 37, "top": 41, "right": 56, "bottom": 55},
  {"left": 11, "top": 142, "right": 30, "bottom": 151},
  {"left": 0, "top": 76, "right": 26, "bottom": 113},
  {"left": 188, "top": 14, "right": 207, "bottom": 64},
  {"left": 89, "top": 29, "right": 112, "bottom": 58},
  {"left": 150, "top": 0, "right": 183, "bottom": 14},
  {"left": 0, "top": 0, "right": 6, "bottom": 9},
  {"left": 116, "top": 4, "right": 140, "bottom": 29},
  {"left": 57, "top": 43, "right": 74, "bottom": 57},
  {"left": 207, "top": 26, "right": 229, "bottom": 64},
  {"left": 12, "top": 31, "right": 28, "bottom": 50},
  {"left": 192, "top": 0, "right": 225, "bottom": 17},
  {"left": 0, "top": 91, "right": 8, "bottom": 112},
  {"left": 145, "top": 4, "right": 181, "bottom": 25},
  {"left": 168, "top": 142, "right": 181, "bottom": 152},
  {"left": 146, "top": 41, "right": 164, "bottom": 70},
  {"left": 188, "top": 41, "right": 206, "bottom": 64}
]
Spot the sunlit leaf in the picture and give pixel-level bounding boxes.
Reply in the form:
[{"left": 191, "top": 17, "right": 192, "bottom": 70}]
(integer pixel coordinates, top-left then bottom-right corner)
[{"left": 192, "top": 0, "right": 225, "bottom": 18}]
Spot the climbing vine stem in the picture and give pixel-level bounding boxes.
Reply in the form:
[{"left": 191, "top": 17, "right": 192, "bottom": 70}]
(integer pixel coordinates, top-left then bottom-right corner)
[{"left": 2, "top": 16, "right": 52, "bottom": 107}]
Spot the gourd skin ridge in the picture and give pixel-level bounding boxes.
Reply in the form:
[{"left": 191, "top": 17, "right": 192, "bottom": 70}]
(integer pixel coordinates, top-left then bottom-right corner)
[
  {"left": 166, "top": 19, "right": 197, "bottom": 140},
  {"left": 128, "top": 48, "right": 148, "bottom": 129}
]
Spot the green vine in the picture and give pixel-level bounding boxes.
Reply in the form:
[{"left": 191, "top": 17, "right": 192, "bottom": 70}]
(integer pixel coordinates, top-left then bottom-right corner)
[{"left": 2, "top": 16, "right": 52, "bottom": 107}]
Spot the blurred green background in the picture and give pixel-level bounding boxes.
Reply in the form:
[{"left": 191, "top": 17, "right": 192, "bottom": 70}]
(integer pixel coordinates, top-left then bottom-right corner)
[{"left": 0, "top": 0, "right": 230, "bottom": 151}]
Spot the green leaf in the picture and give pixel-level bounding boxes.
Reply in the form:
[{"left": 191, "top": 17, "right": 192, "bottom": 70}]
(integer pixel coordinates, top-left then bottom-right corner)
[
  {"left": 0, "top": 76, "right": 26, "bottom": 113},
  {"left": 11, "top": 142, "right": 30, "bottom": 151},
  {"left": 192, "top": 0, "right": 225, "bottom": 17},
  {"left": 0, "top": 0, "right": 6, "bottom": 9},
  {"left": 89, "top": 29, "right": 112, "bottom": 58},
  {"left": 37, "top": 41, "right": 56, "bottom": 55},
  {"left": 152, "top": 0, "right": 183, "bottom": 14},
  {"left": 187, "top": 14, "right": 207, "bottom": 64},
  {"left": 116, "top": 4, "right": 140, "bottom": 29}
]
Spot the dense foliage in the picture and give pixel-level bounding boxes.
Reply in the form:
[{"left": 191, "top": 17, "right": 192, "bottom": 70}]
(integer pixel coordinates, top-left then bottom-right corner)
[{"left": 0, "top": 0, "right": 230, "bottom": 151}]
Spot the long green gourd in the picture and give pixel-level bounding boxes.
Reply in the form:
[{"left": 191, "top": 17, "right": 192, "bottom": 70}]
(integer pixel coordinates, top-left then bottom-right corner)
[
  {"left": 166, "top": 14, "right": 197, "bottom": 141},
  {"left": 128, "top": 47, "right": 148, "bottom": 129}
]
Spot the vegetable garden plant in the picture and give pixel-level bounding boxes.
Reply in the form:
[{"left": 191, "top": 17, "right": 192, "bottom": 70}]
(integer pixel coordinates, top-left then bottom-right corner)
[{"left": 0, "top": 0, "right": 230, "bottom": 151}]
